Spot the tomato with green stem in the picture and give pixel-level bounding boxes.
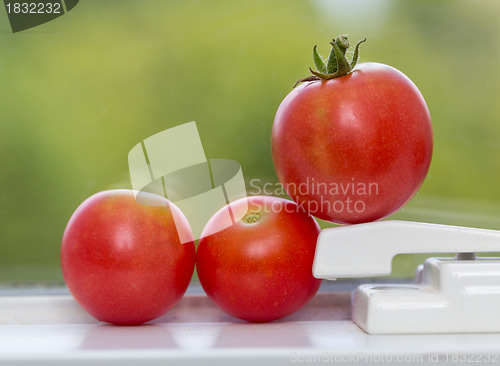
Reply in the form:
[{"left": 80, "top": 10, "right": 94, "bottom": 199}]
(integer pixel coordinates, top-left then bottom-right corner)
[{"left": 272, "top": 35, "right": 433, "bottom": 224}]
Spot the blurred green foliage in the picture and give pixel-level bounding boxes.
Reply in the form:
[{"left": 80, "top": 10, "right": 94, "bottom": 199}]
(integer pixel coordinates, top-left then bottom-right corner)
[{"left": 0, "top": 0, "right": 500, "bottom": 282}]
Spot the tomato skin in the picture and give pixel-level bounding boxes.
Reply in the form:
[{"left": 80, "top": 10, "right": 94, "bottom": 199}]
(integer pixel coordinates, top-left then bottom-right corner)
[
  {"left": 272, "top": 62, "right": 433, "bottom": 224},
  {"left": 196, "top": 195, "right": 321, "bottom": 323},
  {"left": 61, "top": 189, "right": 195, "bottom": 325}
]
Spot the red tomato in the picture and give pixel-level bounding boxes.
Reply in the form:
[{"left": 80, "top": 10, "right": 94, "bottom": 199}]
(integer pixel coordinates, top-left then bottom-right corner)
[
  {"left": 196, "top": 195, "right": 321, "bottom": 323},
  {"left": 61, "top": 189, "right": 195, "bottom": 325},
  {"left": 272, "top": 62, "right": 433, "bottom": 224}
]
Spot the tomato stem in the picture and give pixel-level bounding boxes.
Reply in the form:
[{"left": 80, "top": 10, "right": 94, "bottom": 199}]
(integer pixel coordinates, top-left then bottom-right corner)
[
  {"left": 243, "top": 212, "right": 261, "bottom": 224},
  {"left": 294, "top": 35, "right": 366, "bottom": 88}
]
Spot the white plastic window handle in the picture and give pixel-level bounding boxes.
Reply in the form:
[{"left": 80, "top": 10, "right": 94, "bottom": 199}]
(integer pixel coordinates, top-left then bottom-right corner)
[{"left": 312, "top": 220, "right": 500, "bottom": 280}]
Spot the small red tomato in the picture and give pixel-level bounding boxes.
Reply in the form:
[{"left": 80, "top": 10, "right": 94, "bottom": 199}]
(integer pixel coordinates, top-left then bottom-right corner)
[
  {"left": 196, "top": 195, "right": 321, "bottom": 323},
  {"left": 61, "top": 189, "right": 195, "bottom": 325},
  {"left": 272, "top": 35, "right": 433, "bottom": 224}
]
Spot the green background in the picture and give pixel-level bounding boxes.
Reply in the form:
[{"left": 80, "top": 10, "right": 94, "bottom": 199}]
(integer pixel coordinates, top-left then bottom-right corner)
[{"left": 1, "top": 0, "right": 499, "bottom": 282}]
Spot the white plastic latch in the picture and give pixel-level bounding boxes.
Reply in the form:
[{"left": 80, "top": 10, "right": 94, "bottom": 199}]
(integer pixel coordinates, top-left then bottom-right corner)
[{"left": 313, "top": 220, "right": 500, "bottom": 334}]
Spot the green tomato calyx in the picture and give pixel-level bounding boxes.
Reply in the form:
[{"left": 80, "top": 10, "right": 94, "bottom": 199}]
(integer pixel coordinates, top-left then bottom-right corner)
[{"left": 294, "top": 35, "right": 366, "bottom": 88}]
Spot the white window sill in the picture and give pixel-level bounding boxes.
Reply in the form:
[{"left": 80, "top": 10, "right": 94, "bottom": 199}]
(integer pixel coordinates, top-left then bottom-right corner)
[{"left": 0, "top": 283, "right": 499, "bottom": 365}]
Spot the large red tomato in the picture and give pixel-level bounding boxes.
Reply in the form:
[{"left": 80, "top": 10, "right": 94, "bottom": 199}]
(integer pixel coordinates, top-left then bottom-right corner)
[
  {"left": 196, "top": 195, "right": 321, "bottom": 323},
  {"left": 272, "top": 37, "right": 433, "bottom": 224},
  {"left": 61, "top": 189, "right": 195, "bottom": 325}
]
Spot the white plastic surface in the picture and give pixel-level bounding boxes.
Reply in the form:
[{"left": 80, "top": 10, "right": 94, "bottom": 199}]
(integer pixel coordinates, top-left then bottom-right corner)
[
  {"left": 313, "top": 220, "right": 500, "bottom": 279},
  {"left": 2, "top": 291, "right": 500, "bottom": 365},
  {"left": 353, "top": 257, "right": 500, "bottom": 334},
  {"left": 312, "top": 220, "right": 500, "bottom": 334}
]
